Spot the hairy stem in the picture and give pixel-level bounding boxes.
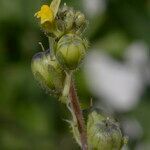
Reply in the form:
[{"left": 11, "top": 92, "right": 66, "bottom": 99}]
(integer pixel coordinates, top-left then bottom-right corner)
[
  {"left": 48, "top": 37, "right": 55, "bottom": 59},
  {"left": 62, "top": 72, "right": 72, "bottom": 98},
  {"left": 69, "top": 79, "right": 88, "bottom": 150}
]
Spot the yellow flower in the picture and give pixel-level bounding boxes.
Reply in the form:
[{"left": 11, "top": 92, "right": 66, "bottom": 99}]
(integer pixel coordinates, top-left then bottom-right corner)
[
  {"left": 35, "top": 5, "right": 54, "bottom": 24},
  {"left": 35, "top": 0, "right": 61, "bottom": 25}
]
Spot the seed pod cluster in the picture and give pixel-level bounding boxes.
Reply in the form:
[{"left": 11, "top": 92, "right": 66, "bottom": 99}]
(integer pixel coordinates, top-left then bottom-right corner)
[
  {"left": 57, "top": 4, "right": 88, "bottom": 35},
  {"left": 87, "top": 110, "right": 125, "bottom": 150},
  {"left": 32, "top": 1, "right": 89, "bottom": 98},
  {"left": 31, "top": 49, "right": 65, "bottom": 96}
]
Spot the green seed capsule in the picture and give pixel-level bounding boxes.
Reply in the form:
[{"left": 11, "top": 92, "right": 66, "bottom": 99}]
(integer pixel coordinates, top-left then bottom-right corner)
[
  {"left": 55, "top": 34, "right": 88, "bottom": 70},
  {"left": 87, "top": 110, "right": 125, "bottom": 150},
  {"left": 31, "top": 49, "right": 65, "bottom": 96}
]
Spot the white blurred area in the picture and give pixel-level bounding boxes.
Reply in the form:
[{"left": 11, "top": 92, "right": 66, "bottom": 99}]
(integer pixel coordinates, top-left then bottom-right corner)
[
  {"left": 82, "top": 0, "right": 106, "bottom": 17},
  {"left": 84, "top": 41, "right": 149, "bottom": 112},
  {"left": 122, "top": 119, "right": 143, "bottom": 140}
]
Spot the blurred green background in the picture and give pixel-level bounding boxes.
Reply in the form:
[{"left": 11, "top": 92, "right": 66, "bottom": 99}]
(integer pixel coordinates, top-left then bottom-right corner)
[{"left": 0, "top": 0, "right": 150, "bottom": 149}]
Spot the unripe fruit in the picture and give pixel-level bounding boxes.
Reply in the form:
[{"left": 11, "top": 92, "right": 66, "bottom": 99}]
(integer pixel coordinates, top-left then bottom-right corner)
[
  {"left": 55, "top": 34, "right": 87, "bottom": 70},
  {"left": 87, "top": 110, "right": 124, "bottom": 150},
  {"left": 31, "top": 49, "right": 65, "bottom": 96}
]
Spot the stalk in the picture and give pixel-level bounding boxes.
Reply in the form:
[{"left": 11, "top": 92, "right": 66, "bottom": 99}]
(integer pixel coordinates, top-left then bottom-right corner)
[{"left": 69, "top": 79, "right": 88, "bottom": 150}]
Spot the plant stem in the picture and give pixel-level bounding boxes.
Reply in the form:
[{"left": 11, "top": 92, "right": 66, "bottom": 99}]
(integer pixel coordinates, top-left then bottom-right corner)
[
  {"left": 48, "top": 37, "right": 55, "bottom": 59},
  {"left": 69, "top": 79, "right": 88, "bottom": 150},
  {"left": 62, "top": 72, "right": 72, "bottom": 98}
]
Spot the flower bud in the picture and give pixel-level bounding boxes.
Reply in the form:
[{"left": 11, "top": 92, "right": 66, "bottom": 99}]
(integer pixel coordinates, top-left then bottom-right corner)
[
  {"left": 64, "top": 10, "right": 74, "bottom": 30},
  {"left": 75, "top": 11, "right": 86, "bottom": 27},
  {"left": 31, "top": 49, "right": 65, "bottom": 96},
  {"left": 57, "top": 5, "right": 75, "bottom": 32},
  {"left": 74, "top": 11, "right": 88, "bottom": 35},
  {"left": 87, "top": 110, "right": 125, "bottom": 150},
  {"left": 55, "top": 34, "right": 88, "bottom": 70}
]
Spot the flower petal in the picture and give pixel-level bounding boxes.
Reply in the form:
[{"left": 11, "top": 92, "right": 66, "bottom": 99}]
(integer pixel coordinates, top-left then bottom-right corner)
[
  {"left": 50, "top": 0, "right": 61, "bottom": 18},
  {"left": 34, "top": 5, "right": 54, "bottom": 24}
]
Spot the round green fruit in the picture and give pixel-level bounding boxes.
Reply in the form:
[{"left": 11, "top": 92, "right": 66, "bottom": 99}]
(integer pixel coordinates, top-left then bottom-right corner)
[
  {"left": 87, "top": 109, "right": 125, "bottom": 150},
  {"left": 31, "top": 49, "right": 65, "bottom": 96},
  {"left": 55, "top": 34, "right": 88, "bottom": 70}
]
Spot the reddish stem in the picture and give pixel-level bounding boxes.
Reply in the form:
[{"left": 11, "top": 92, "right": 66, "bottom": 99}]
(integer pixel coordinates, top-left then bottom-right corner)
[{"left": 69, "top": 80, "right": 88, "bottom": 150}]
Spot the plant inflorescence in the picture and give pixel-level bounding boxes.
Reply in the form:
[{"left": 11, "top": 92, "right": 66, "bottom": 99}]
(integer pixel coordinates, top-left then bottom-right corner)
[{"left": 31, "top": 0, "right": 127, "bottom": 149}]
